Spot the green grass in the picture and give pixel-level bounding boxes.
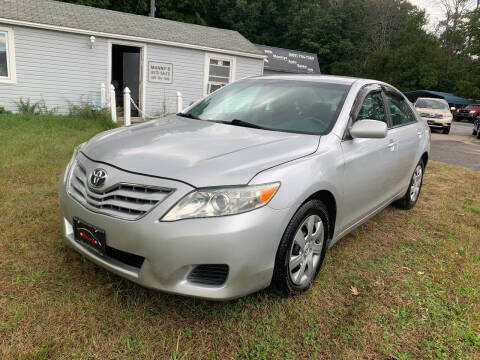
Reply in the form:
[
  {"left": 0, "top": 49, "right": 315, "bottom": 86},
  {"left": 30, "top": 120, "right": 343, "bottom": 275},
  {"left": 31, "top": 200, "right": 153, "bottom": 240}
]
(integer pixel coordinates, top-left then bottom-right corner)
[{"left": 0, "top": 114, "right": 479, "bottom": 359}]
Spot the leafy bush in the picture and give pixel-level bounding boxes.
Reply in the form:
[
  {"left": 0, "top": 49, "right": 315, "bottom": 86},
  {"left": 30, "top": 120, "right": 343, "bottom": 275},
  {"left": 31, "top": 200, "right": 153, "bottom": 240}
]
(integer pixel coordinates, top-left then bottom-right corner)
[
  {"left": 15, "top": 98, "right": 57, "bottom": 115},
  {"left": 68, "top": 101, "right": 112, "bottom": 123},
  {"left": 0, "top": 106, "right": 12, "bottom": 114}
]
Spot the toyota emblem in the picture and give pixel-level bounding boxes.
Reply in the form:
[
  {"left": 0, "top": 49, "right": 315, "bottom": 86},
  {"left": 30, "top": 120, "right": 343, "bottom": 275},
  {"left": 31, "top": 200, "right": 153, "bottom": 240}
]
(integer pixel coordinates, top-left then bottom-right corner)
[{"left": 89, "top": 168, "right": 107, "bottom": 188}]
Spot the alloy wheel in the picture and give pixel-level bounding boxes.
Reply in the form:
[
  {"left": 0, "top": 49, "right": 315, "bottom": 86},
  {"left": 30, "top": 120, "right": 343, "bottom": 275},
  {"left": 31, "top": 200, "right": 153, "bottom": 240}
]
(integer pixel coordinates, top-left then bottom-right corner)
[
  {"left": 410, "top": 164, "right": 423, "bottom": 202},
  {"left": 288, "top": 215, "right": 324, "bottom": 286}
]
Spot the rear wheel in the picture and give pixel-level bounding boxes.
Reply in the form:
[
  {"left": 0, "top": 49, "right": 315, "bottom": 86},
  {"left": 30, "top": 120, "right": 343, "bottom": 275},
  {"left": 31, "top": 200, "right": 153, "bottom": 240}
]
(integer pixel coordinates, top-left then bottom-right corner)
[
  {"left": 473, "top": 127, "right": 478, "bottom": 136},
  {"left": 394, "top": 160, "right": 424, "bottom": 210},
  {"left": 477, "top": 126, "right": 480, "bottom": 139},
  {"left": 272, "top": 200, "right": 329, "bottom": 296},
  {"left": 443, "top": 126, "right": 450, "bottom": 134}
]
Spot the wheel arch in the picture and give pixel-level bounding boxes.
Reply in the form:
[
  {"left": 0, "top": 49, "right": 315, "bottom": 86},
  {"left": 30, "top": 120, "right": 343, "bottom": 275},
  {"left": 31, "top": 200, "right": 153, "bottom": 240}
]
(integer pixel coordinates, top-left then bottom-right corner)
[
  {"left": 303, "top": 190, "right": 337, "bottom": 241},
  {"left": 421, "top": 152, "right": 429, "bottom": 169}
]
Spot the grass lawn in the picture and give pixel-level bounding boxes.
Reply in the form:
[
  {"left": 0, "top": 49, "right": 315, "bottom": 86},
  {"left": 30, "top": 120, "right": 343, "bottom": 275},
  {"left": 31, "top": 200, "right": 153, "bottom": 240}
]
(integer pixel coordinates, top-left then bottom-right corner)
[{"left": 0, "top": 114, "right": 479, "bottom": 360}]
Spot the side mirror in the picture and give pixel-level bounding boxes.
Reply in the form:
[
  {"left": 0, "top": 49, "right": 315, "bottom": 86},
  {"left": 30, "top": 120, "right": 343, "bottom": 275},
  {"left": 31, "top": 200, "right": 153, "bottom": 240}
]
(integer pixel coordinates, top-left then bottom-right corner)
[{"left": 349, "top": 120, "right": 387, "bottom": 139}]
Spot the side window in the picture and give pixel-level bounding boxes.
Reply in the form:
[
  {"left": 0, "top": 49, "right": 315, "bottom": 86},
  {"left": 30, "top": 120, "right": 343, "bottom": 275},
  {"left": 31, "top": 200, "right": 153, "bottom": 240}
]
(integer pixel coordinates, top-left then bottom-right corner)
[
  {"left": 355, "top": 92, "right": 387, "bottom": 124},
  {"left": 0, "top": 27, "right": 16, "bottom": 83},
  {"left": 385, "top": 92, "right": 416, "bottom": 126}
]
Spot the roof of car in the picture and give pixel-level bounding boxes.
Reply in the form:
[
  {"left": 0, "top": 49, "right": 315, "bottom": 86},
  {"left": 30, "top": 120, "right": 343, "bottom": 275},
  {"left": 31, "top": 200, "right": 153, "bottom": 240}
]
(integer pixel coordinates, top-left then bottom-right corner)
[{"left": 0, "top": 0, "right": 263, "bottom": 57}]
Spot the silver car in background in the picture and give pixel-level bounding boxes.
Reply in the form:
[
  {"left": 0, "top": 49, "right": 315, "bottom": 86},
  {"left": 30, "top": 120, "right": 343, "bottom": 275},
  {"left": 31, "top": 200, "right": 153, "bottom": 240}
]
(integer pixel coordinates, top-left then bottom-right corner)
[{"left": 59, "top": 75, "right": 430, "bottom": 300}]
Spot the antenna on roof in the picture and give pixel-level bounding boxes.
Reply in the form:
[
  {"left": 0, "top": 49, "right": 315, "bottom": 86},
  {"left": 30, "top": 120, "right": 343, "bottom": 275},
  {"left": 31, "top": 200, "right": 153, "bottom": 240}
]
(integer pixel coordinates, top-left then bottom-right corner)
[{"left": 149, "top": 0, "right": 156, "bottom": 17}]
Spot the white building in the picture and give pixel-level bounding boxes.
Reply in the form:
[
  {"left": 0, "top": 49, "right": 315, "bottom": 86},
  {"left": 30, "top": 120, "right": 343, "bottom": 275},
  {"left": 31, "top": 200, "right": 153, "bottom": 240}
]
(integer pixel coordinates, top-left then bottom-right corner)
[{"left": 0, "top": 0, "right": 265, "bottom": 117}]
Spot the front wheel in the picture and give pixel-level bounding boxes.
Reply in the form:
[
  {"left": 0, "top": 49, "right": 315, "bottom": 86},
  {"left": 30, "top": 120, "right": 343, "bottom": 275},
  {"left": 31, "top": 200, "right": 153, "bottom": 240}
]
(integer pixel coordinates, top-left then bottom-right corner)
[
  {"left": 443, "top": 126, "right": 450, "bottom": 134},
  {"left": 394, "top": 160, "right": 424, "bottom": 210},
  {"left": 272, "top": 200, "right": 329, "bottom": 296}
]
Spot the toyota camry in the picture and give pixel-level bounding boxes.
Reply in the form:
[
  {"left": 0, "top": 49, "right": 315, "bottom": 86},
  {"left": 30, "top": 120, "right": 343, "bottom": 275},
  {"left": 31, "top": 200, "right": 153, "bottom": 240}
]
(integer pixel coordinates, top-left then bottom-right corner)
[{"left": 59, "top": 75, "right": 430, "bottom": 300}]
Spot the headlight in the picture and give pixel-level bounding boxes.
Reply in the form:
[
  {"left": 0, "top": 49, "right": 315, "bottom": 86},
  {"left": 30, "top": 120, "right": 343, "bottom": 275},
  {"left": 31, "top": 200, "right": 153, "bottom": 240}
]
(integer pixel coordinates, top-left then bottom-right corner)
[
  {"left": 63, "top": 142, "right": 85, "bottom": 183},
  {"left": 161, "top": 182, "right": 280, "bottom": 221},
  {"left": 470, "top": 111, "right": 476, "bottom": 114}
]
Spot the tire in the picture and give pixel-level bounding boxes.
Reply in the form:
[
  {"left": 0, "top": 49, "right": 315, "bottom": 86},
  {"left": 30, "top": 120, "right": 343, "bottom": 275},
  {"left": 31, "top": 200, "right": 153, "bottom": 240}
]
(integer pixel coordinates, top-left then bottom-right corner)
[
  {"left": 443, "top": 127, "right": 450, "bottom": 134},
  {"left": 272, "top": 200, "right": 329, "bottom": 296},
  {"left": 394, "top": 159, "right": 424, "bottom": 210},
  {"left": 473, "top": 128, "right": 478, "bottom": 136},
  {"left": 477, "top": 126, "right": 480, "bottom": 139}
]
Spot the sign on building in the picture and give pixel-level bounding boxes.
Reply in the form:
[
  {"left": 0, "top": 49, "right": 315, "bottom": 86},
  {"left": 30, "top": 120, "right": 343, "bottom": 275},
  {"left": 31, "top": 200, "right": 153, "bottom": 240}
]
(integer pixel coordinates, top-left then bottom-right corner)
[
  {"left": 148, "top": 62, "right": 173, "bottom": 83},
  {"left": 255, "top": 45, "right": 321, "bottom": 74}
]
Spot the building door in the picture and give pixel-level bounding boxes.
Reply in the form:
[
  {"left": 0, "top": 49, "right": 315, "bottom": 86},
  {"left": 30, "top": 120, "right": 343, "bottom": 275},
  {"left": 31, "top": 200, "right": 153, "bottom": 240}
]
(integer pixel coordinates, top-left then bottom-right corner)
[{"left": 111, "top": 44, "right": 141, "bottom": 117}]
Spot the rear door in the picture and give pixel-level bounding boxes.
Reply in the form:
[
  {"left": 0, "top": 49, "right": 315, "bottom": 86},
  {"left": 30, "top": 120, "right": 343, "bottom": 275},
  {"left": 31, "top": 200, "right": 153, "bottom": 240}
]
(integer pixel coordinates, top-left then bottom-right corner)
[
  {"left": 383, "top": 88, "right": 423, "bottom": 194},
  {"left": 339, "top": 85, "right": 398, "bottom": 231}
]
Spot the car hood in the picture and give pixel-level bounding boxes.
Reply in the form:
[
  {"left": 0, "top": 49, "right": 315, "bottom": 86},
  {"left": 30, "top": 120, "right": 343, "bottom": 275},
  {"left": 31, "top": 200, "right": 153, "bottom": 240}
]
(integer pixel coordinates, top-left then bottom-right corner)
[
  {"left": 415, "top": 107, "right": 451, "bottom": 115},
  {"left": 82, "top": 116, "right": 320, "bottom": 187}
]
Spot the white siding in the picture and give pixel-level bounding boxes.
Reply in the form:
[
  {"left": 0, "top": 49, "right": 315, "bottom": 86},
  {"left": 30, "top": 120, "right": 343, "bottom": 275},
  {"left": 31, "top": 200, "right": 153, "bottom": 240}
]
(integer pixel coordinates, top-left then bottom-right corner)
[
  {"left": 0, "top": 25, "right": 108, "bottom": 113},
  {"left": 144, "top": 45, "right": 205, "bottom": 116},
  {"left": 235, "top": 55, "right": 264, "bottom": 81},
  {"left": 145, "top": 49, "right": 264, "bottom": 116}
]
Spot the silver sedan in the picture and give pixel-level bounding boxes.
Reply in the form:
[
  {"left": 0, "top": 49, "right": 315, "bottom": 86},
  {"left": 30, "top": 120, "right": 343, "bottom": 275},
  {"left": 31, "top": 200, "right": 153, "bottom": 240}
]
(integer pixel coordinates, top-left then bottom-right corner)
[{"left": 58, "top": 75, "right": 430, "bottom": 300}]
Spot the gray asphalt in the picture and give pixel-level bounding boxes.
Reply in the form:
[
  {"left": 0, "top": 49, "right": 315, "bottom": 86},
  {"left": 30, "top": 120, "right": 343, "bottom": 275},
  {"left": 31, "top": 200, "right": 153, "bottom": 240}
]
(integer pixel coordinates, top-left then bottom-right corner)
[{"left": 430, "top": 122, "right": 480, "bottom": 171}]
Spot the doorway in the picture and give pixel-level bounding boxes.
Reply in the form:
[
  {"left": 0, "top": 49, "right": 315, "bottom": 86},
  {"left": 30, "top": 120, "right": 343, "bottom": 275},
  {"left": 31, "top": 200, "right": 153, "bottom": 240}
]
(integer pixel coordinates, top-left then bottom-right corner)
[{"left": 111, "top": 44, "right": 142, "bottom": 118}]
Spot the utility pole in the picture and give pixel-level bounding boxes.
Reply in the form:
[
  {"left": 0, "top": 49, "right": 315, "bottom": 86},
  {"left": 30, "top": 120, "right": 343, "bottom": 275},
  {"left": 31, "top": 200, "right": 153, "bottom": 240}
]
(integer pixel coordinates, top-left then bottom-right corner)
[{"left": 149, "top": 0, "right": 156, "bottom": 17}]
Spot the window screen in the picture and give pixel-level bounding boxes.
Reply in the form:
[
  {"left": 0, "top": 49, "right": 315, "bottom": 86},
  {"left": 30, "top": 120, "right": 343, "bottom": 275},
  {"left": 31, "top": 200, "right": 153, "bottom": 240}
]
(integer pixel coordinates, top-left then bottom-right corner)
[
  {"left": 207, "top": 58, "right": 231, "bottom": 94},
  {"left": 0, "top": 32, "right": 8, "bottom": 78}
]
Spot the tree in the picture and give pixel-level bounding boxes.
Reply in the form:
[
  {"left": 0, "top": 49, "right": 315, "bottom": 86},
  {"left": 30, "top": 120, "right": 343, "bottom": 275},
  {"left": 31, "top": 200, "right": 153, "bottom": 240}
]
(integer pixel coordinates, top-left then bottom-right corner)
[{"left": 56, "top": 0, "right": 477, "bottom": 97}]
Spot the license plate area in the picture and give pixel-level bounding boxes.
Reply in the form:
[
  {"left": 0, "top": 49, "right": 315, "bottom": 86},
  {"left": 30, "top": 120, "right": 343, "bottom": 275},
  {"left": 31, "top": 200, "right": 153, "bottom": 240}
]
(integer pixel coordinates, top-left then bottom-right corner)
[{"left": 73, "top": 217, "right": 106, "bottom": 256}]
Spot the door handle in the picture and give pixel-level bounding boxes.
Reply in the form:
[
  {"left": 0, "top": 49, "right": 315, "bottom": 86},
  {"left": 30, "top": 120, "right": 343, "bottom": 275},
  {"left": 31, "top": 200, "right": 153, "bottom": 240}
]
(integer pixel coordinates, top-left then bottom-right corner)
[{"left": 387, "top": 140, "right": 395, "bottom": 151}]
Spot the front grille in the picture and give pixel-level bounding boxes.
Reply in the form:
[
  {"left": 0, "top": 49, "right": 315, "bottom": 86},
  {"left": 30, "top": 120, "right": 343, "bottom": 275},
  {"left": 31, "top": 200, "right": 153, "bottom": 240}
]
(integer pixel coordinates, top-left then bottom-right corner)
[
  {"left": 106, "top": 246, "right": 145, "bottom": 269},
  {"left": 187, "top": 264, "right": 229, "bottom": 286},
  {"left": 68, "top": 162, "right": 173, "bottom": 220}
]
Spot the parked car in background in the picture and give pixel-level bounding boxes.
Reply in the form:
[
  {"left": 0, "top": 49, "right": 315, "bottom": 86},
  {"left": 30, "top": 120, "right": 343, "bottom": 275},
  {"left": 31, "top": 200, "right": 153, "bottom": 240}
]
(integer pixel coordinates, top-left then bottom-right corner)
[
  {"left": 414, "top": 97, "right": 453, "bottom": 134},
  {"left": 472, "top": 116, "right": 480, "bottom": 139},
  {"left": 59, "top": 75, "right": 430, "bottom": 300},
  {"left": 455, "top": 103, "right": 480, "bottom": 123}
]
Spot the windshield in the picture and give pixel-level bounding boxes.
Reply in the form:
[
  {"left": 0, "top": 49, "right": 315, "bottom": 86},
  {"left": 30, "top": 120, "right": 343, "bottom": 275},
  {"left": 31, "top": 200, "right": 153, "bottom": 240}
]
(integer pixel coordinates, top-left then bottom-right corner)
[
  {"left": 467, "top": 104, "right": 480, "bottom": 109},
  {"left": 184, "top": 79, "right": 350, "bottom": 135},
  {"left": 415, "top": 98, "right": 449, "bottom": 110}
]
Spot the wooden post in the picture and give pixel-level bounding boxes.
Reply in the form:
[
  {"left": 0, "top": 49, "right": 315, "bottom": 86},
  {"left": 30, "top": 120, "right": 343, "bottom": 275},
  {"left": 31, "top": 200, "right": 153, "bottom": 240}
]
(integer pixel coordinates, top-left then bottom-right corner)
[
  {"left": 100, "top": 83, "right": 106, "bottom": 108},
  {"left": 124, "top": 87, "right": 131, "bottom": 127},
  {"left": 177, "top": 91, "right": 183, "bottom": 113},
  {"left": 110, "top": 84, "right": 117, "bottom": 123}
]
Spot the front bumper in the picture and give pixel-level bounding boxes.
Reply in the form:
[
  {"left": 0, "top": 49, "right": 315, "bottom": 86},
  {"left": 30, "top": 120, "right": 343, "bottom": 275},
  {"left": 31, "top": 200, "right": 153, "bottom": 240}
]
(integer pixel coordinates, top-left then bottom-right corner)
[
  {"left": 58, "top": 157, "right": 291, "bottom": 300},
  {"left": 422, "top": 118, "right": 450, "bottom": 129}
]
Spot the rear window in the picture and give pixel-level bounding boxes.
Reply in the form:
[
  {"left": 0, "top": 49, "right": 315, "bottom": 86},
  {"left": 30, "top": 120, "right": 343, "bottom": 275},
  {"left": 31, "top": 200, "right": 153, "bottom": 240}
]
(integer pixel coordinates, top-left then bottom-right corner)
[{"left": 185, "top": 79, "right": 350, "bottom": 135}]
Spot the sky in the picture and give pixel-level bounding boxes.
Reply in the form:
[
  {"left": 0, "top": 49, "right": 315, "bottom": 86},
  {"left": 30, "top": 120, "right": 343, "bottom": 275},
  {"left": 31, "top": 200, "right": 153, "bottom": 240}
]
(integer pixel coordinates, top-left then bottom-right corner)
[{"left": 408, "top": 0, "right": 477, "bottom": 30}]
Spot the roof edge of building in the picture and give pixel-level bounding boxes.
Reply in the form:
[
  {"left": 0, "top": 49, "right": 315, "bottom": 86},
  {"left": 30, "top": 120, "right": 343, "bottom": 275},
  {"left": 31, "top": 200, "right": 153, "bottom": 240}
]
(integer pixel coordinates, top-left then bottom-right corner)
[{"left": 0, "top": 17, "right": 266, "bottom": 59}]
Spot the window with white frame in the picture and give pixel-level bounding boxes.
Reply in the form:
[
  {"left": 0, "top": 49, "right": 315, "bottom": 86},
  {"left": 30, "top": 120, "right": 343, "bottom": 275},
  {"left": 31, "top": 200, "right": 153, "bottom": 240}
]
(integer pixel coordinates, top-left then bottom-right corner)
[
  {"left": 205, "top": 55, "right": 235, "bottom": 95},
  {"left": 0, "top": 28, "right": 16, "bottom": 83}
]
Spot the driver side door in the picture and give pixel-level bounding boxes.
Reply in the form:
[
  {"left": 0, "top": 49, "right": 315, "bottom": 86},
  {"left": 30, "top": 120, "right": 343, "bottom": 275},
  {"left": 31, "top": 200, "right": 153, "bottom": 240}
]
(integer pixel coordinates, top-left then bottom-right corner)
[{"left": 338, "top": 86, "right": 399, "bottom": 233}]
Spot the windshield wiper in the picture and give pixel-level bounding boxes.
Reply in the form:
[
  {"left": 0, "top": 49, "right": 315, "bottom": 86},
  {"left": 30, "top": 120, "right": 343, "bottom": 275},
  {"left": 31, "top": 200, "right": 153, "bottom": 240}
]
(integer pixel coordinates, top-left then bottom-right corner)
[
  {"left": 226, "top": 119, "right": 267, "bottom": 130},
  {"left": 177, "top": 112, "right": 200, "bottom": 120}
]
